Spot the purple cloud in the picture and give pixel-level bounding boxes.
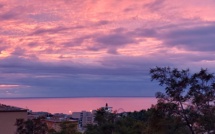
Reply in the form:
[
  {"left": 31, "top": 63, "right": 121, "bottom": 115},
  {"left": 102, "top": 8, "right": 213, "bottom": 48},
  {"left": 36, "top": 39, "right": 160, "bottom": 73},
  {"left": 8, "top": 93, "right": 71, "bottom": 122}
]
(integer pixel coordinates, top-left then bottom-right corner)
[
  {"left": 160, "top": 23, "right": 215, "bottom": 51},
  {"left": 29, "top": 26, "right": 70, "bottom": 36},
  {"left": 144, "top": 0, "right": 166, "bottom": 11},
  {"left": 95, "top": 34, "right": 135, "bottom": 46},
  {"left": 27, "top": 42, "right": 38, "bottom": 47},
  {"left": 93, "top": 20, "right": 110, "bottom": 26},
  {"left": 129, "top": 28, "right": 157, "bottom": 37},
  {"left": 0, "top": 5, "right": 27, "bottom": 21},
  {"left": 28, "top": 13, "right": 61, "bottom": 22}
]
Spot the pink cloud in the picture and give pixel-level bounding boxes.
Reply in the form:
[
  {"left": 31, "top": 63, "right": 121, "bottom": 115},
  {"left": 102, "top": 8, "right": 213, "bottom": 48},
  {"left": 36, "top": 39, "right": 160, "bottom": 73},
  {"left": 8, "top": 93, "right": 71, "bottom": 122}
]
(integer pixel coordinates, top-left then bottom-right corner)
[{"left": 0, "top": 0, "right": 215, "bottom": 97}]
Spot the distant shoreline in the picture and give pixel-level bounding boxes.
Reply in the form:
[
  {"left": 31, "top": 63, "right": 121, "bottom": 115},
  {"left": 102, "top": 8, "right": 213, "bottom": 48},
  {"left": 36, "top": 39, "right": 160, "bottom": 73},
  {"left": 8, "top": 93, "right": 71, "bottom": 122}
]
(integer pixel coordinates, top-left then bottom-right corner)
[{"left": 0, "top": 96, "right": 155, "bottom": 99}]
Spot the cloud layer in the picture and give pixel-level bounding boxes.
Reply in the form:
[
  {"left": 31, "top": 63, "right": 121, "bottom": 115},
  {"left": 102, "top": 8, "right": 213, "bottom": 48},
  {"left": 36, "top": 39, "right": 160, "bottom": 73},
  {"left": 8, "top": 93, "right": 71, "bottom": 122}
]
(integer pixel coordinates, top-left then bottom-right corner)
[{"left": 0, "top": 0, "right": 215, "bottom": 97}]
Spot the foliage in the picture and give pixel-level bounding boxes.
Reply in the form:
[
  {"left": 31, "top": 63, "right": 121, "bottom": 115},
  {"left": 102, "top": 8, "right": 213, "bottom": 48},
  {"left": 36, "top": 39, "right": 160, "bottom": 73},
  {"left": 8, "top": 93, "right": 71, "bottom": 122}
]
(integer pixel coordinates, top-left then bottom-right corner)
[
  {"left": 85, "top": 108, "right": 116, "bottom": 134},
  {"left": 15, "top": 119, "right": 26, "bottom": 134},
  {"left": 85, "top": 67, "right": 215, "bottom": 134},
  {"left": 150, "top": 67, "right": 215, "bottom": 134},
  {"left": 16, "top": 118, "right": 81, "bottom": 134},
  {"left": 15, "top": 118, "right": 48, "bottom": 134},
  {"left": 85, "top": 106, "right": 191, "bottom": 134},
  {"left": 54, "top": 121, "right": 81, "bottom": 134}
]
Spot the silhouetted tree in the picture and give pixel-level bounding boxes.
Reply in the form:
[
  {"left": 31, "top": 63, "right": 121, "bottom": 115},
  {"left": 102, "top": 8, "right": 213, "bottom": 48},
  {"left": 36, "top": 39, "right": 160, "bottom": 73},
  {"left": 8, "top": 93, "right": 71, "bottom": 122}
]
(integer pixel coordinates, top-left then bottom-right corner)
[
  {"left": 85, "top": 108, "right": 117, "bottom": 134},
  {"left": 15, "top": 119, "right": 26, "bottom": 134},
  {"left": 150, "top": 67, "right": 215, "bottom": 134},
  {"left": 57, "top": 121, "right": 81, "bottom": 134},
  {"left": 15, "top": 118, "right": 48, "bottom": 134}
]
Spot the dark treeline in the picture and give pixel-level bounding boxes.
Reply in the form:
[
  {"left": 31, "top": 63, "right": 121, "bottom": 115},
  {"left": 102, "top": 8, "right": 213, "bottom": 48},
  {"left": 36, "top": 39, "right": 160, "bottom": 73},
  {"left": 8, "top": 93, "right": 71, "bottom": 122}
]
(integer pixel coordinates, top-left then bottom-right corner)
[
  {"left": 15, "top": 118, "right": 81, "bottom": 134},
  {"left": 85, "top": 67, "right": 215, "bottom": 134}
]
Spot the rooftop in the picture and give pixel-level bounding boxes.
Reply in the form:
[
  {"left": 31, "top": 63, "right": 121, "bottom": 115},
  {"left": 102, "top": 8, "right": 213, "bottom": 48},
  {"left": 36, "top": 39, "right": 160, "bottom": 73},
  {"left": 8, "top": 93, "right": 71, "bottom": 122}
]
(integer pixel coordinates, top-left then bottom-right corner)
[{"left": 0, "top": 104, "right": 27, "bottom": 112}]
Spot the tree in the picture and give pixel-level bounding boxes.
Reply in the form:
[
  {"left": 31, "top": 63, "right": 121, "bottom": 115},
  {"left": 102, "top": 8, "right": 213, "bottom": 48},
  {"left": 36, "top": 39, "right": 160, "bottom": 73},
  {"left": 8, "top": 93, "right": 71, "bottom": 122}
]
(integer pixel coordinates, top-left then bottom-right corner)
[
  {"left": 189, "top": 69, "right": 215, "bottom": 133},
  {"left": 85, "top": 105, "right": 192, "bottom": 134},
  {"left": 144, "top": 103, "right": 191, "bottom": 134},
  {"left": 150, "top": 67, "right": 215, "bottom": 134},
  {"left": 85, "top": 108, "right": 116, "bottom": 134},
  {"left": 15, "top": 118, "right": 48, "bottom": 134},
  {"left": 15, "top": 119, "right": 26, "bottom": 134},
  {"left": 57, "top": 121, "right": 81, "bottom": 134}
]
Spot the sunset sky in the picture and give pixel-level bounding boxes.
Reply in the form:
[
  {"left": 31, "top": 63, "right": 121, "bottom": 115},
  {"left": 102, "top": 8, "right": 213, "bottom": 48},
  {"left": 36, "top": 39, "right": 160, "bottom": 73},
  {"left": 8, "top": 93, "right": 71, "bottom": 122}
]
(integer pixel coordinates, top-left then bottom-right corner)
[{"left": 1, "top": 0, "right": 215, "bottom": 98}]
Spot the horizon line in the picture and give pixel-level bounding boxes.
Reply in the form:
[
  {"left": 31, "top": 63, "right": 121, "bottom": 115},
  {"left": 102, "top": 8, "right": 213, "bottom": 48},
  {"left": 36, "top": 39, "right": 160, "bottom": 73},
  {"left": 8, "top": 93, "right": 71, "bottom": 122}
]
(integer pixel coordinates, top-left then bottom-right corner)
[{"left": 0, "top": 96, "right": 155, "bottom": 99}]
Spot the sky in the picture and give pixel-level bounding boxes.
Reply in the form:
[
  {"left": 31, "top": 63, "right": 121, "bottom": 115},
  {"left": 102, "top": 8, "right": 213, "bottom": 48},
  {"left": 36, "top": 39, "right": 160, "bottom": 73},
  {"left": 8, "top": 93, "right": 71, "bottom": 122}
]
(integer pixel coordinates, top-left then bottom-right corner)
[{"left": 0, "top": 0, "right": 215, "bottom": 98}]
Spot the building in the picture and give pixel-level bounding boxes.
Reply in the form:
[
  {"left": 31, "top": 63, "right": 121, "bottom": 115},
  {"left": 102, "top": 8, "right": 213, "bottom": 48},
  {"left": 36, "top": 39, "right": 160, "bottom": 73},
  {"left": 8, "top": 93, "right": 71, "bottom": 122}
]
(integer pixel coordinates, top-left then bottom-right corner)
[
  {"left": 71, "top": 104, "right": 112, "bottom": 128},
  {"left": 27, "top": 111, "right": 51, "bottom": 120},
  {"left": 0, "top": 104, "right": 27, "bottom": 134},
  {"left": 45, "top": 117, "right": 78, "bottom": 132},
  {"left": 102, "top": 103, "right": 113, "bottom": 112},
  {"left": 72, "top": 110, "right": 96, "bottom": 129}
]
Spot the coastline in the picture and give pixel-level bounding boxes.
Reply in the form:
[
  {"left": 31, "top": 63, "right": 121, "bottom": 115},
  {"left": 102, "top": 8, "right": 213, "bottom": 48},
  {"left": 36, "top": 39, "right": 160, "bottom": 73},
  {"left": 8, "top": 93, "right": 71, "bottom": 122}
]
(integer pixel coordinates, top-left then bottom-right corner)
[{"left": 0, "top": 97, "right": 157, "bottom": 114}]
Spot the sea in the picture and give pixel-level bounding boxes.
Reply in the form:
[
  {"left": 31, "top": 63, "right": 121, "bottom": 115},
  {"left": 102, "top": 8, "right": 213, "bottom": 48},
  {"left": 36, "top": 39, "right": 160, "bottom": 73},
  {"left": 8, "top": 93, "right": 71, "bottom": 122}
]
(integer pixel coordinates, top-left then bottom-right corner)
[{"left": 0, "top": 97, "right": 157, "bottom": 114}]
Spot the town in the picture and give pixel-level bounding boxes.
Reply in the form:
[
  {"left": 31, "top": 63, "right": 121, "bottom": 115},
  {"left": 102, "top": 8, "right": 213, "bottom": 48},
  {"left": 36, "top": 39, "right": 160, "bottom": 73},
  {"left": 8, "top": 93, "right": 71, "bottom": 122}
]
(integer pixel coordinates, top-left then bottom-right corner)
[{"left": 0, "top": 103, "right": 113, "bottom": 134}]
